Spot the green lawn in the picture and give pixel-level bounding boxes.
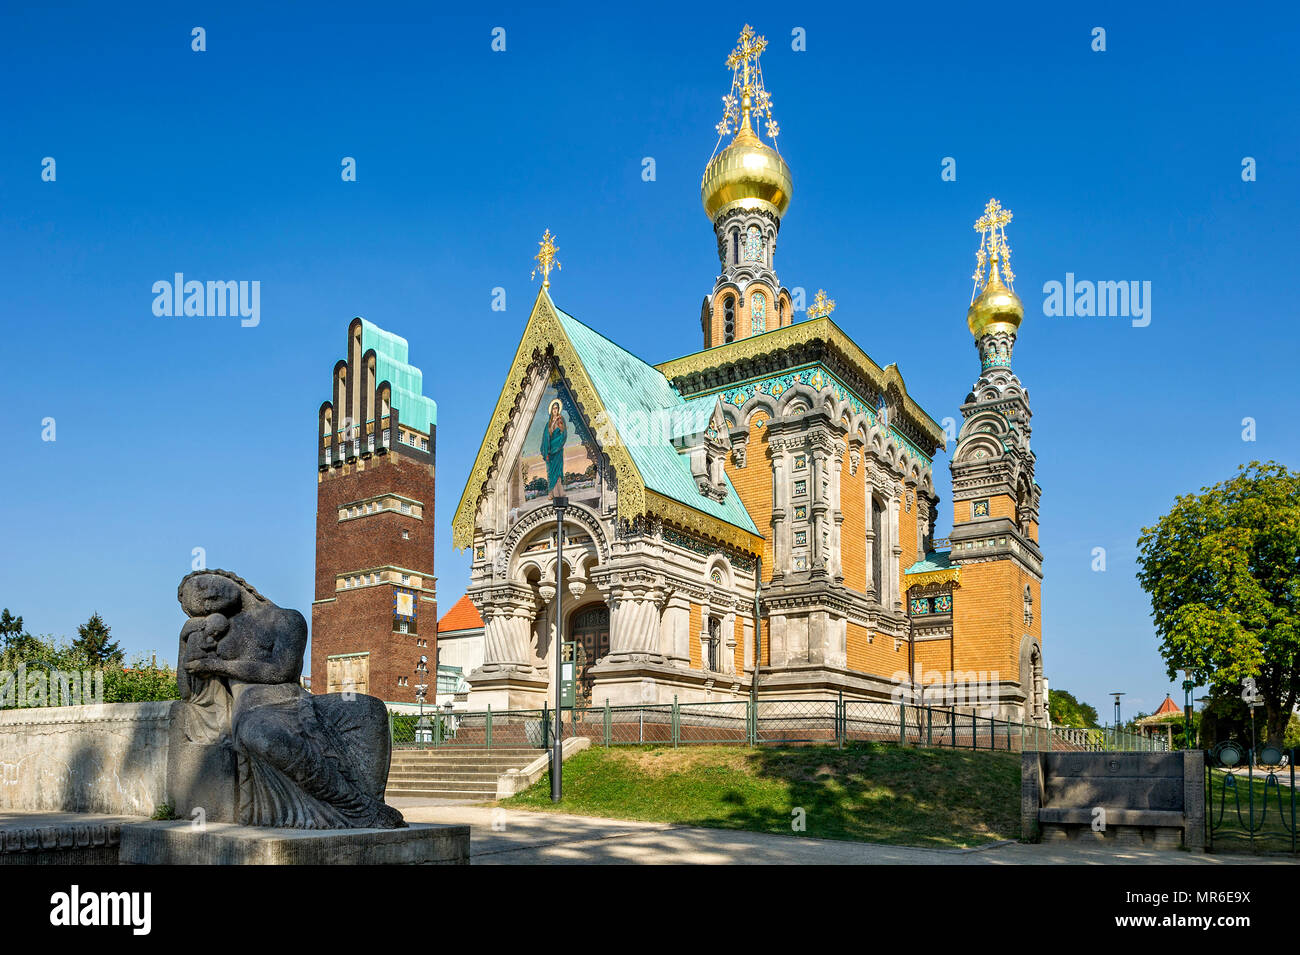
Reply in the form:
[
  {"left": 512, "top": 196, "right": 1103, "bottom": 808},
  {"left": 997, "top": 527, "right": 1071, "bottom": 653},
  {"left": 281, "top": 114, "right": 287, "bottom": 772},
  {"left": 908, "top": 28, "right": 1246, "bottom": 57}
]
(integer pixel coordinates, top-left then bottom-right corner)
[{"left": 502, "top": 742, "right": 1021, "bottom": 848}]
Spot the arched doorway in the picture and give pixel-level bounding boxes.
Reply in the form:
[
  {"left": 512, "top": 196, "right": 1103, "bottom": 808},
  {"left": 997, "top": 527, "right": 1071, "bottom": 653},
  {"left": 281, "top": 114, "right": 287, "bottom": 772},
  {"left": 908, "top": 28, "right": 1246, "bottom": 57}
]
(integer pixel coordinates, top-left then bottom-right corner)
[{"left": 569, "top": 605, "right": 610, "bottom": 703}]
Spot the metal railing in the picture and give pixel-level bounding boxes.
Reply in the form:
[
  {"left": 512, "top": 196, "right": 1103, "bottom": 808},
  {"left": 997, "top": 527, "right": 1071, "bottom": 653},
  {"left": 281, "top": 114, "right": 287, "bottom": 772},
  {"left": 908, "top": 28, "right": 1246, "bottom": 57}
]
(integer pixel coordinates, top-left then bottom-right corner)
[
  {"left": 388, "top": 697, "right": 1168, "bottom": 753},
  {"left": 1207, "top": 746, "right": 1297, "bottom": 855}
]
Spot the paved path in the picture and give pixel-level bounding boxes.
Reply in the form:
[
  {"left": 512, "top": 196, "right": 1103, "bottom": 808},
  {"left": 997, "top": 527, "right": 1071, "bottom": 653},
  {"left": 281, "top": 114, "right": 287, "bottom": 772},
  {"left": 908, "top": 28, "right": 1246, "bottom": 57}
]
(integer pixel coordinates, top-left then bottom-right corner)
[{"left": 397, "top": 803, "right": 1282, "bottom": 865}]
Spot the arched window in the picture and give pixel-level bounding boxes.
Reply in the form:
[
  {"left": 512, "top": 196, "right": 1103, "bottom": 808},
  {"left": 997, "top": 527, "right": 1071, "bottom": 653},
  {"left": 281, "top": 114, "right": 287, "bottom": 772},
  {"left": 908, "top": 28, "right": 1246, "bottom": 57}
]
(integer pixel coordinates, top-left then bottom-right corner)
[
  {"left": 723, "top": 295, "right": 735, "bottom": 343},
  {"left": 745, "top": 226, "right": 763, "bottom": 262},
  {"left": 751, "top": 291, "right": 767, "bottom": 333},
  {"left": 731, "top": 230, "right": 740, "bottom": 265},
  {"left": 870, "top": 494, "right": 885, "bottom": 600}
]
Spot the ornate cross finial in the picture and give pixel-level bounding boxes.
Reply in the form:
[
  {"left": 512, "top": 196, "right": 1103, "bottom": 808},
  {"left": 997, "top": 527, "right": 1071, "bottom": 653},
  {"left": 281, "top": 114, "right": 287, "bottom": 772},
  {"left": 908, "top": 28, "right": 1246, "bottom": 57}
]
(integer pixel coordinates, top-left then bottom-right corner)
[
  {"left": 807, "top": 289, "right": 836, "bottom": 319},
  {"left": 531, "top": 229, "right": 561, "bottom": 289},
  {"left": 971, "top": 198, "right": 1015, "bottom": 301},
  {"left": 714, "top": 25, "right": 780, "bottom": 146}
]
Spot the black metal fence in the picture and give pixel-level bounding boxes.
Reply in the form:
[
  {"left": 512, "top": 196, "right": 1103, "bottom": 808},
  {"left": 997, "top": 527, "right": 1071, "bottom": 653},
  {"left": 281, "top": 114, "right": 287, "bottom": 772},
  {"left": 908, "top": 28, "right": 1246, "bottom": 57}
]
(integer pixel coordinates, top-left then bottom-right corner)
[{"left": 1206, "top": 744, "right": 1297, "bottom": 856}]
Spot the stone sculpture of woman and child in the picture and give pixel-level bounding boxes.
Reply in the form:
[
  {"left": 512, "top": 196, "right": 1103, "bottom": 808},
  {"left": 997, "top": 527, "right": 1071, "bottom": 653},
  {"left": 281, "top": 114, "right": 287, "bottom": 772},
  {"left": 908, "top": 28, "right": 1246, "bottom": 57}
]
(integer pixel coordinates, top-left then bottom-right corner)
[{"left": 167, "top": 569, "right": 405, "bottom": 830}]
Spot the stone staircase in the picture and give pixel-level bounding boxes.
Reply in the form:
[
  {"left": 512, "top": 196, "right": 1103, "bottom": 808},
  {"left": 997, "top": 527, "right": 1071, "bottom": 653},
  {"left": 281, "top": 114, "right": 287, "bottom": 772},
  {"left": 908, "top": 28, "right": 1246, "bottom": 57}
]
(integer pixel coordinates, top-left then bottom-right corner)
[{"left": 385, "top": 747, "right": 544, "bottom": 801}]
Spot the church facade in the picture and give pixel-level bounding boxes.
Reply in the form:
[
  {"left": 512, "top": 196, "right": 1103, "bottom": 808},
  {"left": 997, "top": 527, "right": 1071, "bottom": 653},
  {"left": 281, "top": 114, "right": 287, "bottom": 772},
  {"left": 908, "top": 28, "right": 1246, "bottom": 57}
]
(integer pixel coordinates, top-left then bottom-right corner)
[{"left": 451, "top": 25, "right": 1046, "bottom": 721}]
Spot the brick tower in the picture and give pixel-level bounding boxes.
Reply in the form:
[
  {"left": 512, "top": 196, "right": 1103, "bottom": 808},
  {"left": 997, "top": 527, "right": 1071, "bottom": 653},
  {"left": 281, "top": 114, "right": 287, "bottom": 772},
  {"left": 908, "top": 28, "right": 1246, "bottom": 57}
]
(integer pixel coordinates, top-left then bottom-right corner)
[
  {"left": 311, "top": 317, "right": 437, "bottom": 704},
  {"left": 948, "top": 200, "right": 1045, "bottom": 722}
]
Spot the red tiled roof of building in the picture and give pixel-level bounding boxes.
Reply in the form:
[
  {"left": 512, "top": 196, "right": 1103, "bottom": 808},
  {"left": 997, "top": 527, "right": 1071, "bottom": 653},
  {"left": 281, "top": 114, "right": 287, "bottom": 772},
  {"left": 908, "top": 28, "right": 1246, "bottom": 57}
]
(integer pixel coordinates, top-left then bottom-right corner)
[
  {"left": 1154, "top": 694, "right": 1181, "bottom": 716},
  {"left": 437, "top": 594, "right": 483, "bottom": 633}
]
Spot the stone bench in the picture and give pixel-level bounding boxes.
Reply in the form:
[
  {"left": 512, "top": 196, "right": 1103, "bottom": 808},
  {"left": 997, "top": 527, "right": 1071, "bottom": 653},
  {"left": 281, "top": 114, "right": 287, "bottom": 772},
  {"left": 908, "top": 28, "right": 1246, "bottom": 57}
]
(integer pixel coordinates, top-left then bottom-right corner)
[{"left": 1022, "top": 751, "right": 1205, "bottom": 850}]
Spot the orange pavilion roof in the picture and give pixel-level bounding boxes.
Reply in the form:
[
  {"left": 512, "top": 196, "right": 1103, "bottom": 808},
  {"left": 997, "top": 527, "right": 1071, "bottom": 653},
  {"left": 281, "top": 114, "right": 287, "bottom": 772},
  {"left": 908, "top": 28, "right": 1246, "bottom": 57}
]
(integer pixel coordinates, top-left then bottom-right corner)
[
  {"left": 437, "top": 594, "right": 483, "bottom": 633},
  {"left": 1154, "top": 694, "right": 1181, "bottom": 716}
]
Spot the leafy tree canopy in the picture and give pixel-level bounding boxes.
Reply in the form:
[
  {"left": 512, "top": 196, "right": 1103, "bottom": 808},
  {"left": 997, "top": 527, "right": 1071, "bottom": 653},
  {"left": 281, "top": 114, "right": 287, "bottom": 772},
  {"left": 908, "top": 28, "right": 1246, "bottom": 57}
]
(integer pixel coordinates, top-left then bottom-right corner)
[
  {"left": 1136, "top": 461, "right": 1300, "bottom": 748},
  {"left": 1048, "top": 689, "right": 1100, "bottom": 728}
]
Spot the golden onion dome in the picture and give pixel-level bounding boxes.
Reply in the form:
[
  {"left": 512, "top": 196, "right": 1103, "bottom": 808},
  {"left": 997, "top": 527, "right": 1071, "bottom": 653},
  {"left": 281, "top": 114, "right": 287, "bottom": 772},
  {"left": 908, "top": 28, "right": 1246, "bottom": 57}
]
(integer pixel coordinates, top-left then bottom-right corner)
[
  {"left": 967, "top": 258, "right": 1024, "bottom": 338},
  {"left": 701, "top": 121, "right": 793, "bottom": 220}
]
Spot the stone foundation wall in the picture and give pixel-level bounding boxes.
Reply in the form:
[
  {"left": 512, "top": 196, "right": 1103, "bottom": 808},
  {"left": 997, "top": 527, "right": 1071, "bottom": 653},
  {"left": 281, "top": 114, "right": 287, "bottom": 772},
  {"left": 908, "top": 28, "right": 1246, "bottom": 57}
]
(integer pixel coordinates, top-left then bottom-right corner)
[{"left": 0, "top": 702, "right": 173, "bottom": 817}]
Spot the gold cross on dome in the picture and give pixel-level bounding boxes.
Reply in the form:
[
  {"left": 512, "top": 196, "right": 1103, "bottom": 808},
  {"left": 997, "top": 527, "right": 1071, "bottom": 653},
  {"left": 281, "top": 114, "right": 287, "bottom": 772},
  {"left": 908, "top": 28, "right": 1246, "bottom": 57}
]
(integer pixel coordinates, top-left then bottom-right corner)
[
  {"left": 971, "top": 198, "right": 1015, "bottom": 295},
  {"left": 973, "top": 198, "right": 1012, "bottom": 237},
  {"left": 726, "top": 24, "right": 767, "bottom": 74},
  {"left": 531, "top": 229, "right": 561, "bottom": 289},
  {"left": 714, "top": 24, "right": 780, "bottom": 144},
  {"left": 807, "top": 289, "right": 836, "bottom": 319}
]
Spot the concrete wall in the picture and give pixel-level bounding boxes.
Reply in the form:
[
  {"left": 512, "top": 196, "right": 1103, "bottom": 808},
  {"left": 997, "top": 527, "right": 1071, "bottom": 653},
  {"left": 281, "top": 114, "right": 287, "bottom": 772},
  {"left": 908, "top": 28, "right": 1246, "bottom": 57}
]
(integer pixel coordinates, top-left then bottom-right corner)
[{"left": 0, "top": 702, "right": 173, "bottom": 817}]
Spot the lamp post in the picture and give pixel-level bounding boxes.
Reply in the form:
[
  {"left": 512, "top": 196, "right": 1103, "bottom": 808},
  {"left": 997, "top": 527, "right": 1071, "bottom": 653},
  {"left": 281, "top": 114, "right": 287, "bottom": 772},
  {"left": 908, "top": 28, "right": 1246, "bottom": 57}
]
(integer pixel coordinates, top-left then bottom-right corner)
[
  {"left": 1179, "top": 670, "right": 1195, "bottom": 750},
  {"left": 415, "top": 655, "right": 429, "bottom": 745},
  {"left": 1248, "top": 700, "right": 1263, "bottom": 763},
  {"left": 551, "top": 495, "right": 568, "bottom": 803},
  {"left": 1110, "top": 691, "right": 1124, "bottom": 746}
]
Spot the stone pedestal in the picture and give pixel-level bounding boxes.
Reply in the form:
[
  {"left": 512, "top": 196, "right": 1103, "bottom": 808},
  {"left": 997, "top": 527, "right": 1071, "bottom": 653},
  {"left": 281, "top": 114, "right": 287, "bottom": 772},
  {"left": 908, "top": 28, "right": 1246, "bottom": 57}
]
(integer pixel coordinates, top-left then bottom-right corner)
[
  {"left": 586, "top": 658, "right": 747, "bottom": 705},
  {"left": 119, "top": 821, "right": 470, "bottom": 865},
  {"left": 464, "top": 666, "right": 550, "bottom": 710},
  {"left": 166, "top": 726, "right": 239, "bottom": 824}
]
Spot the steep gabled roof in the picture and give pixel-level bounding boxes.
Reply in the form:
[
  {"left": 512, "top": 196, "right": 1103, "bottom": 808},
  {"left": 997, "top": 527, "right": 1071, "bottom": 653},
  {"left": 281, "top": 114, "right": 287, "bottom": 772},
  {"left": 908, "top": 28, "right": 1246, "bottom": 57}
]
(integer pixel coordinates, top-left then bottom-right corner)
[
  {"left": 452, "top": 290, "right": 761, "bottom": 551},
  {"left": 554, "top": 305, "right": 758, "bottom": 538}
]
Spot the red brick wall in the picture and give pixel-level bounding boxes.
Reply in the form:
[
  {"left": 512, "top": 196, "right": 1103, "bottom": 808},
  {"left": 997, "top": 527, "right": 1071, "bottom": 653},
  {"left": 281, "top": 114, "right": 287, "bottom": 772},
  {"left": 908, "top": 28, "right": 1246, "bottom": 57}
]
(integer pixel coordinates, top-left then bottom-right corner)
[{"left": 310, "top": 452, "right": 436, "bottom": 702}]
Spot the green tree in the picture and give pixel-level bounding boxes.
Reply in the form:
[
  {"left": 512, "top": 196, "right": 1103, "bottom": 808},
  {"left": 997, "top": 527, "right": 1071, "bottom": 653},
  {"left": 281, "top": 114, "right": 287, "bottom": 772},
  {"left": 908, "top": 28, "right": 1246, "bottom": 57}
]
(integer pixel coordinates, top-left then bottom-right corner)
[
  {"left": 0, "top": 608, "right": 38, "bottom": 657},
  {"left": 70, "top": 612, "right": 122, "bottom": 665},
  {"left": 1136, "top": 461, "right": 1300, "bottom": 749},
  {"left": 103, "top": 658, "right": 181, "bottom": 704},
  {"left": 1048, "top": 689, "right": 1100, "bottom": 728},
  {"left": 0, "top": 608, "right": 23, "bottom": 643}
]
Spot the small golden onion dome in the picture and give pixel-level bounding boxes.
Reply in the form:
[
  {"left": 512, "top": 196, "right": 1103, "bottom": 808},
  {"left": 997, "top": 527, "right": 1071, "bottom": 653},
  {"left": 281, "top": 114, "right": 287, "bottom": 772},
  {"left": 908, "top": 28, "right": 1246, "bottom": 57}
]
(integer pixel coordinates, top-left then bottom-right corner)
[
  {"left": 701, "top": 121, "right": 793, "bottom": 220},
  {"left": 967, "top": 258, "right": 1024, "bottom": 338}
]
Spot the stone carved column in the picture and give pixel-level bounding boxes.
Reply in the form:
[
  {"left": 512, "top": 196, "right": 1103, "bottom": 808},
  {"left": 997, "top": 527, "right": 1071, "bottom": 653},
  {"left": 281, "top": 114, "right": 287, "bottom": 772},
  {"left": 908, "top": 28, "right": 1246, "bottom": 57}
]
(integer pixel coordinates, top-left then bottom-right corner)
[
  {"left": 479, "top": 585, "right": 540, "bottom": 671},
  {"left": 605, "top": 573, "right": 666, "bottom": 663},
  {"left": 660, "top": 594, "right": 692, "bottom": 666},
  {"left": 722, "top": 611, "right": 737, "bottom": 674},
  {"left": 830, "top": 443, "right": 844, "bottom": 581},
  {"left": 864, "top": 480, "right": 877, "bottom": 601},
  {"left": 769, "top": 438, "right": 788, "bottom": 576},
  {"left": 888, "top": 483, "right": 903, "bottom": 612},
  {"left": 810, "top": 446, "right": 828, "bottom": 577}
]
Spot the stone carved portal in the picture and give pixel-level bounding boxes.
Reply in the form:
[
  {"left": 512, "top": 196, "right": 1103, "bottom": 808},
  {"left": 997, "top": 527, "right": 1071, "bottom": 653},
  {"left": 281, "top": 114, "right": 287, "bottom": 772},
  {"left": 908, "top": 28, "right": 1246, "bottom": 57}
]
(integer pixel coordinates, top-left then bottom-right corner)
[{"left": 478, "top": 506, "right": 610, "bottom": 680}]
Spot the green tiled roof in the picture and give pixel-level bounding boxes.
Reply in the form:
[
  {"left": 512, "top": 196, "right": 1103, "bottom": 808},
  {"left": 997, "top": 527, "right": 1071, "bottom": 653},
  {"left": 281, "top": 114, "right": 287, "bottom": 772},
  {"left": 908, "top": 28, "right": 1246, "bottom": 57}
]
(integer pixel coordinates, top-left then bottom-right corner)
[
  {"left": 668, "top": 395, "right": 720, "bottom": 440},
  {"left": 360, "top": 319, "right": 437, "bottom": 430},
  {"left": 553, "top": 307, "right": 759, "bottom": 537},
  {"left": 905, "top": 551, "right": 954, "bottom": 575}
]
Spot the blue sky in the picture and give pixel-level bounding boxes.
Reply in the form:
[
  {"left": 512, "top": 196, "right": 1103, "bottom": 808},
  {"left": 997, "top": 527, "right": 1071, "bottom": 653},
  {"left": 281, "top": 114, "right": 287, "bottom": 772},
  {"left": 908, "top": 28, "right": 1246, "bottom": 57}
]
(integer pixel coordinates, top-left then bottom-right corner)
[{"left": 2, "top": 3, "right": 1297, "bottom": 720}]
